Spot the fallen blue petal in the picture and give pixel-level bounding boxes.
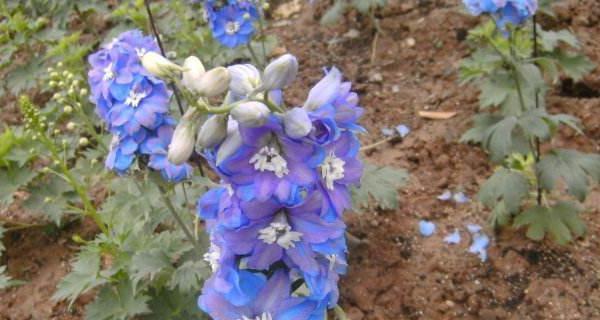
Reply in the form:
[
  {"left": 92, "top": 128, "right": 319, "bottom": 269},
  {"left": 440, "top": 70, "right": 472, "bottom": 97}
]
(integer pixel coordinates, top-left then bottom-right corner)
[
  {"left": 469, "top": 233, "right": 490, "bottom": 262},
  {"left": 419, "top": 220, "right": 436, "bottom": 237},
  {"left": 466, "top": 224, "right": 482, "bottom": 234},
  {"left": 395, "top": 124, "right": 411, "bottom": 138},
  {"left": 437, "top": 190, "right": 452, "bottom": 201},
  {"left": 443, "top": 229, "right": 461, "bottom": 245},
  {"left": 453, "top": 192, "right": 470, "bottom": 204},
  {"left": 381, "top": 127, "right": 395, "bottom": 137}
]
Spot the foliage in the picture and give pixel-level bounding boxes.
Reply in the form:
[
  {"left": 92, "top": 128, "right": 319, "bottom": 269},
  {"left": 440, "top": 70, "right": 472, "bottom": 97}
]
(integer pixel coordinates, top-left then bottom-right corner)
[
  {"left": 352, "top": 163, "right": 409, "bottom": 211},
  {"left": 460, "top": 15, "right": 598, "bottom": 244},
  {"left": 320, "top": 0, "right": 387, "bottom": 26}
]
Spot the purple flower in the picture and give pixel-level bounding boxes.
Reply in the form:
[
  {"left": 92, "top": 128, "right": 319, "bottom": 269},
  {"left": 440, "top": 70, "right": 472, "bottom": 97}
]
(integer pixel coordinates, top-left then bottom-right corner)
[
  {"left": 463, "top": 0, "right": 538, "bottom": 30},
  {"left": 141, "top": 123, "right": 193, "bottom": 182},
  {"left": 217, "top": 192, "right": 345, "bottom": 274},
  {"left": 208, "top": 1, "right": 258, "bottom": 48},
  {"left": 199, "top": 269, "right": 327, "bottom": 320}
]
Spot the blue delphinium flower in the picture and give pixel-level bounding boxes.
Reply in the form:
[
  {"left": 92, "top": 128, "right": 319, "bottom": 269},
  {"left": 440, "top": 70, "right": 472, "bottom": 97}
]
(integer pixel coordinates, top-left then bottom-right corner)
[
  {"left": 205, "top": 1, "right": 258, "bottom": 48},
  {"left": 88, "top": 30, "right": 191, "bottom": 181},
  {"left": 196, "top": 59, "right": 362, "bottom": 318},
  {"left": 463, "top": 0, "right": 538, "bottom": 30}
]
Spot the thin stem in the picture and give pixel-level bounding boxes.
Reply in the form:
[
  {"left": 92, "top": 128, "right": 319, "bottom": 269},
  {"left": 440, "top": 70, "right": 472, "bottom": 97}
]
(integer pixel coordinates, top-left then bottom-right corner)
[
  {"left": 333, "top": 305, "right": 348, "bottom": 320},
  {"left": 246, "top": 42, "right": 262, "bottom": 68},
  {"left": 532, "top": 15, "right": 542, "bottom": 206},
  {"left": 257, "top": 2, "right": 268, "bottom": 67},
  {"left": 144, "top": 0, "right": 185, "bottom": 116},
  {"left": 158, "top": 185, "right": 203, "bottom": 253},
  {"left": 360, "top": 136, "right": 399, "bottom": 152}
]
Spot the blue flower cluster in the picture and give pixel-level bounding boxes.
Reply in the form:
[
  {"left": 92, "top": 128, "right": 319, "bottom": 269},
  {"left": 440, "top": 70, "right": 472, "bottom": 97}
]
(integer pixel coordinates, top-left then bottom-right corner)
[
  {"left": 204, "top": 0, "right": 259, "bottom": 48},
  {"left": 88, "top": 30, "right": 192, "bottom": 182},
  {"left": 463, "top": 0, "right": 538, "bottom": 30},
  {"left": 196, "top": 61, "right": 364, "bottom": 319}
]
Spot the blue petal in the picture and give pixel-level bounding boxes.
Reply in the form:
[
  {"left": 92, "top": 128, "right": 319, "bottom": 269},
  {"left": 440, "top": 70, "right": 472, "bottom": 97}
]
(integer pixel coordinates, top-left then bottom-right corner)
[
  {"left": 395, "top": 124, "right": 411, "bottom": 138},
  {"left": 418, "top": 220, "right": 436, "bottom": 237},
  {"left": 437, "top": 190, "right": 452, "bottom": 201},
  {"left": 453, "top": 192, "right": 470, "bottom": 204},
  {"left": 443, "top": 229, "right": 461, "bottom": 245}
]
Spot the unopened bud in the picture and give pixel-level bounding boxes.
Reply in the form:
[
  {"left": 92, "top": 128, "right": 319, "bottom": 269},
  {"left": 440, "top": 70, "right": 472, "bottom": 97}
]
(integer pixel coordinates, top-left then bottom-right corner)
[
  {"left": 228, "top": 64, "right": 261, "bottom": 98},
  {"left": 263, "top": 54, "right": 298, "bottom": 90},
  {"left": 196, "top": 114, "right": 228, "bottom": 149},
  {"left": 140, "top": 51, "right": 183, "bottom": 78},
  {"left": 181, "top": 56, "right": 206, "bottom": 92},
  {"left": 66, "top": 122, "right": 76, "bottom": 131},
  {"left": 216, "top": 126, "right": 243, "bottom": 166},
  {"left": 196, "top": 67, "right": 231, "bottom": 97},
  {"left": 230, "top": 102, "right": 270, "bottom": 127},
  {"left": 283, "top": 107, "right": 312, "bottom": 139},
  {"left": 64, "top": 106, "right": 73, "bottom": 114},
  {"left": 79, "top": 137, "right": 89, "bottom": 146},
  {"left": 303, "top": 67, "right": 342, "bottom": 111},
  {"left": 80, "top": 88, "right": 88, "bottom": 96},
  {"left": 167, "top": 108, "right": 201, "bottom": 165}
]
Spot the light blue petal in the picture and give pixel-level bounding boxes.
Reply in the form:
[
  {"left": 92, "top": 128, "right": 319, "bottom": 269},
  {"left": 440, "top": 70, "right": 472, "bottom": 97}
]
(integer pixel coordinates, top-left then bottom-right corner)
[
  {"left": 418, "top": 220, "right": 436, "bottom": 237},
  {"left": 437, "top": 190, "right": 452, "bottom": 201},
  {"left": 443, "top": 229, "right": 461, "bottom": 245}
]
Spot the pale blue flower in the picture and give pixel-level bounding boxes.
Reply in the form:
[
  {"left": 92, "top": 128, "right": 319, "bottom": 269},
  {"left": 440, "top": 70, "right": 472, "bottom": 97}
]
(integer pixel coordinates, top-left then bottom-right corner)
[
  {"left": 395, "top": 124, "right": 411, "bottom": 138},
  {"left": 466, "top": 223, "right": 482, "bottom": 234},
  {"left": 444, "top": 229, "right": 461, "bottom": 245},
  {"left": 437, "top": 190, "right": 453, "bottom": 201},
  {"left": 453, "top": 192, "right": 470, "bottom": 204},
  {"left": 469, "top": 233, "right": 490, "bottom": 262},
  {"left": 419, "top": 220, "right": 436, "bottom": 237}
]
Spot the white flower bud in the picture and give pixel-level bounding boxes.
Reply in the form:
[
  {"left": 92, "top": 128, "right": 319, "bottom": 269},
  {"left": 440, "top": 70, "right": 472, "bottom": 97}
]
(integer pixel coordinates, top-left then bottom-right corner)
[
  {"left": 216, "top": 126, "right": 243, "bottom": 166},
  {"left": 196, "top": 67, "right": 231, "bottom": 97},
  {"left": 140, "top": 51, "right": 183, "bottom": 78},
  {"left": 79, "top": 137, "right": 89, "bottom": 146},
  {"left": 230, "top": 102, "right": 270, "bottom": 127},
  {"left": 227, "top": 64, "right": 261, "bottom": 98},
  {"left": 303, "top": 67, "right": 342, "bottom": 111},
  {"left": 66, "top": 122, "right": 76, "bottom": 131},
  {"left": 181, "top": 56, "right": 206, "bottom": 92},
  {"left": 262, "top": 54, "right": 298, "bottom": 90},
  {"left": 196, "top": 114, "right": 228, "bottom": 149},
  {"left": 168, "top": 108, "right": 201, "bottom": 165},
  {"left": 283, "top": 107, "right": 312, "bottom": 139}
]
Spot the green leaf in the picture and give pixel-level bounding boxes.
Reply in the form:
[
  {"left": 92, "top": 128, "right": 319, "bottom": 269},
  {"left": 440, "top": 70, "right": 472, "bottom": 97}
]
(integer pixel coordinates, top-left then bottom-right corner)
[
  {"left": 0, "top": 129, "right": 16, "bottom": 161},
  {"left": 351, "top": 163, "right": 409, "bottom": 211},
  {"left": 130, "top": 248, "right": 173, "bottom": 288},
  {"left": 168, "top": 260, "right": 209, "bottom": 293},
  {"left": 23, "top": 175, "right": 72, "bottom": 225},
  {"left": 0, "top": 168, "right": 37, "bottom": 206},
  {"left": 555, "top": 52, "right": 596, "bottom": 81},
  {"left": 537, "top": 149, "right": 600, "bottom": 201},
  {"left": 514, "top": 202, "right": 586, "bottom": 245},
  {"left": 53, "top": 247, "right": 107, "bottom": 307},
  {"left": 539, "top": 29, "right": 580, "bottom": 51},
  {"left": 321, "top": 0, "right": 347, "bottom": 25},
  {"left": 0, "top": 265, "right": 24, "bottom": 289},
  {"left": 478, "top": 168, "right": 530, "bottom": 214},
  {"left": 483, "top": 116, "right": 517, "bottom": 162},
  {"left": 461, "top": 113, "right": 503, "bottom": 144},
  {"left": 85, "top": 281, "right": 151, "bottom": 320}
]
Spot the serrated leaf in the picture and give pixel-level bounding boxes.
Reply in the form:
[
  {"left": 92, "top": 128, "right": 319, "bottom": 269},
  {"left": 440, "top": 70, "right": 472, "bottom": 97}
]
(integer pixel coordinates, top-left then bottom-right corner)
[
  {"left": 0, "top": 266, "right": 24, "bottom": 289},
  {"left": 556, "top": 52, "right": 596, "bottom": 81},
  {"left": 517, "top": 109, "right": 552, "bottom": 140},
  {"left": 0, "top": 168, "right": 37, "bottom": 206},
  {"left": 168, "top": 260, "right": 209, "bottom": 293},
  {"left": 130, "top": 248, "right": 172, "bottom": 287},
  {"left": 537, "top": 149, "right": 600, "bottom": 201},
  {"left": 85, "top": 280, "right": 150, "bottom": 320},
  {"left": 478, "top": 168, "right": 530, "bottom": 214},
  {"left": 351, "top": 163, "right": 409, "bottom": 211},
  {"left": 514, "top": 202, "right": 586, "bottom": 245},
  {"left": 539, "top": 28, "right": 580, "bottom": 51},
  {"left": 0, "top": 129, "right": 16, "bottom": 161},
  {"left": 483, "top": 116, "right": 517, "bottom": 162},
  {"left": 461, "top": 113, "right": 503, "bottom": 144},
  {"left": 53, "top": 247, "right": 107, "bottom": 307},
  {"left": 23, "top": 175, "right": 72, "bottom": 225}
]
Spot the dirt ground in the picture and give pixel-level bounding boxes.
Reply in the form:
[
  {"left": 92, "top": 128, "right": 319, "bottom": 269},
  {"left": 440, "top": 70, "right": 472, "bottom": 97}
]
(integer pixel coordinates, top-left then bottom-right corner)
[{"left": 1, "top": 0, "right": 600, "bottom": 319}]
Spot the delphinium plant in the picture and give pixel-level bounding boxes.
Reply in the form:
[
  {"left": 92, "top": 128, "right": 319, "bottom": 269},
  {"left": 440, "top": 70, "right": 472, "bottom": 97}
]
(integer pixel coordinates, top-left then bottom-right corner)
[
  {"left": 139, "top": 42, "right": 365, "bottom": 316},
  {"left": 460, "top": 0, "right": 599, "bottom": 244}
]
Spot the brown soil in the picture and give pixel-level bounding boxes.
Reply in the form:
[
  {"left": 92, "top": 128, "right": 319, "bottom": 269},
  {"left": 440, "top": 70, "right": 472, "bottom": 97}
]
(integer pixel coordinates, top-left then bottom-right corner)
[{"left": 1, "top": 0, "right": 600, "bottom": 319}]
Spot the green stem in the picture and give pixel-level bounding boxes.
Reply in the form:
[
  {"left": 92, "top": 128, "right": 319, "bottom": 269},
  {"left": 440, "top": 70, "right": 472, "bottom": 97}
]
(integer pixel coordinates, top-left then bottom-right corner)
[
  {"left": 333, "top": 305, "right": 348, "bottom": 320},
  {"left": 257, "top": 2, "right": 268, "bottom": 67},
  {"left": 246, "top": 42, "right": 263, "bottom": 68},
  {"left": 158, "top": 185, "right": 203, "bottom": 254}
]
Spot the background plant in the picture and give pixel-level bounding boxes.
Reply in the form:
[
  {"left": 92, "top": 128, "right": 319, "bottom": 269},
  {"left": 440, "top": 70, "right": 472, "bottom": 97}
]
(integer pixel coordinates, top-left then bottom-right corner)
[{"left": 460, "top": 5, "right": 599, "bottom": 244}]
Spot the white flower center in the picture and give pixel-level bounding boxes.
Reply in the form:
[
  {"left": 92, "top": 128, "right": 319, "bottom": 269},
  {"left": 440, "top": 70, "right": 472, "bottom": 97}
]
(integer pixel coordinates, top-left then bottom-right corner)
[
  {"left": 249, "top": 146, "right": 289, "bottom": 178},
  {"left": 135, "top": 48, "right": 148, "bottom": 58},
  {"left": 326, "top": 254, "right": 337, "bottom": 271},
  {"left": 124, "top": 88, "right": 148, "bottom": 108},
  {"left": 225, "top": 21, "right": 241, "bottom": 35},
  {"left": 203, "top": 243, "right": 221, "bottom": 273},
  {"left": 102, "top": 63, "right": 114, "bottom": 81},
  {"left": 320, "top": 152, "right": 345, "bottom": 190},
  {"left": 240, "top": 313, "right": 272, "bottom": 320},
  {"left": 258, "top": 213, "right": 302, "bottom": 250}
]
